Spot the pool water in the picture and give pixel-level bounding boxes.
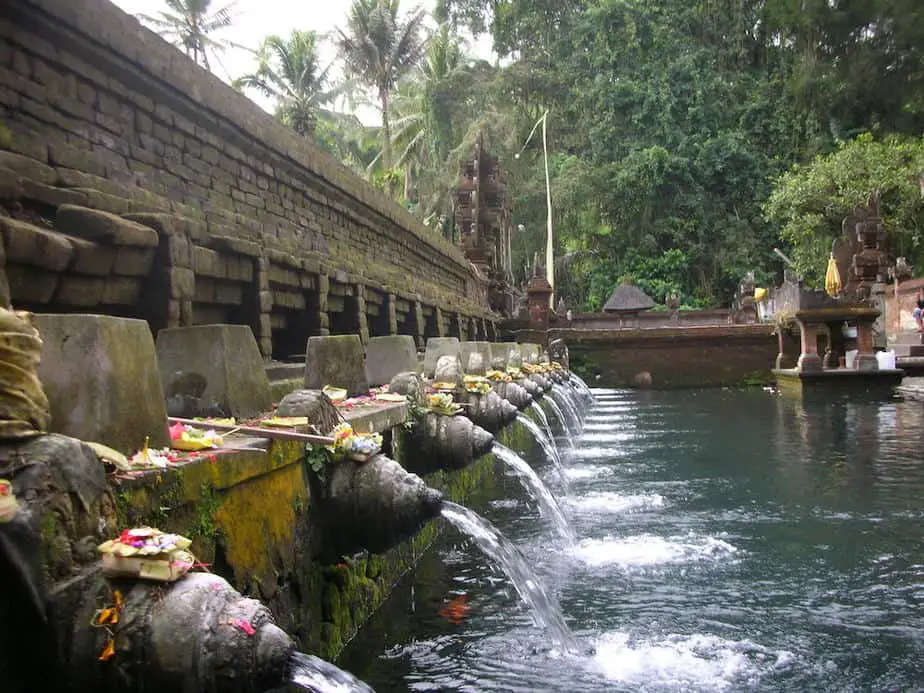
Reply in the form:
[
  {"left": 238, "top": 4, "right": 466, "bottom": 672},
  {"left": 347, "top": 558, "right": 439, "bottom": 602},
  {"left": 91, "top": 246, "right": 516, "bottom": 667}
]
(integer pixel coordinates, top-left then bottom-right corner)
[{"left": 340, "top": 388, "right": 924, "bottom": 692}]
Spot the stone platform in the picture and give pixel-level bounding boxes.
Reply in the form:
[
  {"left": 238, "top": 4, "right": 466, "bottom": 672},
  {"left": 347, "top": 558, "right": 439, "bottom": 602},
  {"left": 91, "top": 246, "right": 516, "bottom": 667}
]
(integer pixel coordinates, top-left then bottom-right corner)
[{"left": 773, "top": 367, "right": 904, "bottom": 399}]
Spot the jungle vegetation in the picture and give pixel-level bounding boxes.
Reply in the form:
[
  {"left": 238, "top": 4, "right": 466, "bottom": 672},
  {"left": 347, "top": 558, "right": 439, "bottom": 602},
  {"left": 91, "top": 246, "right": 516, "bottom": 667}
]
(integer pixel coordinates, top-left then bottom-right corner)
[{"left": 145, "top": 0, "right": 924, "bottom": 310}]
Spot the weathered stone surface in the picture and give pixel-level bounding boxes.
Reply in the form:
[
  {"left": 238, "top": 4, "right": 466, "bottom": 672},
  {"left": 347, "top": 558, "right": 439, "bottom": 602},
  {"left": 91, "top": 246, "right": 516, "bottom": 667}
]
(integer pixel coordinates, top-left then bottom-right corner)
[
  {"left": 0, "top": 167, "right": 23, "bottom": 201},
  {"left": 460, "top": 341, "right": 492, "bottom": 375},
  {"left": 304, "top": 335, "right": 368, "bottom": 396},
  {"left": 520, "top": 342, "right": 542, "bottom": 364},
  {"left": 275, "top": 389, "right": 339, "bottom": 433},
  {"left": 488, "top": 342, "right": 509, "bottom": 369},
  {"left": 102, "top": 276, "right": 140, "bottom": 304},
  {"left": 364, "top": 335, "right": 417, "bottom": 386},
  {"left": 68, "top": 236, "right": 115, "bottom": 275},
  {"left": 156, "top": 324, "right": 272, "bottom": 419},
  {"left": 433, "top": 354, "right": 462, "bottom": 386},
  {"left": 33, "top": 314, "right": 169, "bottom": 452},
  {"left": 112, "top": 245, "right": 155, "bottom": 276},
  {"left": 54, "top": 275, "right": 104, "bottom": 306},
  {"left": 0, "top": 151, "right": 56, "bottom": 185},
  {"left": 504, "top": 343, "right": 523, "bottom": 368},
  {"left": 405, "top": 413, "right": 494, "bottom": 474},
  {"left": 55, "top": 204, "right": 159, "bottom": 247},
  {"left": 422, "top": 337, "right": 460, "bottom": 378},
  {"left": 388, "top": 372, "right": 425, "bottom": 404},
  {"left": 6, "top": 265, "right": 58, "bottom": 303},
  {"left": 20, "top": 180, "right": 90, "bottom": 208},
  {"left": 1, "top": 217, "right": 73, "bottom": 271},
  {"left": 323, "top": 454, "right": 443, "bottom": 557}
]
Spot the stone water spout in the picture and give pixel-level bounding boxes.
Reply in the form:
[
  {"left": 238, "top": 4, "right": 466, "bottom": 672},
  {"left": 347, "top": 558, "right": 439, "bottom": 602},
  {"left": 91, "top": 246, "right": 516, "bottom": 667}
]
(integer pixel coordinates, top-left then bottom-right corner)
[
  {"left": 491, "top": 381, "right": 532, "bottom": 411},
  {"left": 529, "top": 373, "right": 553, "bottom": 392},
  {"left": 518, "top": 377, "right": 543, "bottom": 399},
  {"left": 320, "top": 454, "right": 444, "bottom": 558},
  {"left": 461, "top": 390, "right": 518, "bottom": 433},
  {"left": 0, "top": 432, "right": 295, "bottom": 693},
  {"left": 59, "top": 571, "right": 295, "bottom": 692},
  {"left": 405, "top": 413, "right": 495, "bottom": 475}
]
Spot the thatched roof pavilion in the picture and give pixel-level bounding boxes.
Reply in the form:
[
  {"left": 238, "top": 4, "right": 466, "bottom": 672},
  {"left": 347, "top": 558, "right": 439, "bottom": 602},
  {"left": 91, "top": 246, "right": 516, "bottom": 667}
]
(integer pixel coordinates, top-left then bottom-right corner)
[{"left": 603, "top": 282, "right": 656, "bottom": 313}]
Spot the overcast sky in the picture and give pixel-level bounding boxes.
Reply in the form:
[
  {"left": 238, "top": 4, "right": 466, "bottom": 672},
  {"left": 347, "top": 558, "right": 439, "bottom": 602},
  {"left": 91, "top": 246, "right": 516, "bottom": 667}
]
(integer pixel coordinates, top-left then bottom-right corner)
[{"left": 110, "top": 0, "right": 492, "bottom": 125}]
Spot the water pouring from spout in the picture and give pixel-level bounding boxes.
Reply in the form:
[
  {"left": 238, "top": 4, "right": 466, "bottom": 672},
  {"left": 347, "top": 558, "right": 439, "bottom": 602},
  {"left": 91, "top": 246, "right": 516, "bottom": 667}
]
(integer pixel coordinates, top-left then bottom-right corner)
[
  {"left": 441, "top": 502, "right": 578, "bottom": 653},
  {"left": 543, "top": 396, "right": 575, "bottom": 454},
  {"left": 517, "top": 411, "right": 568, "bottom": 491},
  {"left": 551, "top": 385, "right": 582, "bottom": 435},
  {"left": 493, "top": 442, "right": 574, "bottom": 542},
  {"left": 289, "top": 652, "right": 376, "bottom": 692}
]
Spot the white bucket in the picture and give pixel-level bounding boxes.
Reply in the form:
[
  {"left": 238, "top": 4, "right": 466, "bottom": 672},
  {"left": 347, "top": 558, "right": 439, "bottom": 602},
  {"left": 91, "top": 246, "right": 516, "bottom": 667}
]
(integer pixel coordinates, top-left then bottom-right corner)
[
  {"left": 875, "top": 350, "right": 896, "bottom": 370},
  {"left": 845, "top": 349, "right": 859, "bottom": 369}
]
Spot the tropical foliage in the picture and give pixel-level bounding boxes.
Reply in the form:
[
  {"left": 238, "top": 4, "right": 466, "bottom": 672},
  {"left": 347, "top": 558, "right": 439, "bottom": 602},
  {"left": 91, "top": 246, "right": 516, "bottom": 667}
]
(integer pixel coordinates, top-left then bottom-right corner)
[
  {"left": 140, "top": 0, "right": 924, "bottom": 310},
  {"left": 233, "top": 30, "right": 349, "bottom": 137},
  {"left": 138, "top": 0, "right": 237, "bottom": 71}
]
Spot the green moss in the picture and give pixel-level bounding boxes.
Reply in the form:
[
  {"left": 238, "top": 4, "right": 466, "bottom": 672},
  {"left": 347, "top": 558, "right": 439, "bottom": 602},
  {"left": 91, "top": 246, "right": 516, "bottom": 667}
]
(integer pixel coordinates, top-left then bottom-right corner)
[
  {"left": 0, "top": 123, "right": 11, "bottom": 150},
  {"left": 741, "top": 370, "right": 773, "bottom": 387},
  {"left": 190, "top": 481, "right": 222, "bottom": 541}
]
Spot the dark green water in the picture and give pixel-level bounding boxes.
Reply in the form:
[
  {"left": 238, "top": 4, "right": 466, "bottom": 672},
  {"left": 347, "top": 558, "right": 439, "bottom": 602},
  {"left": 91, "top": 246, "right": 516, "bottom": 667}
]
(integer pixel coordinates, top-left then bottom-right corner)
[{"left": 340, "top": 388, "right": 924, "bottom": 692}]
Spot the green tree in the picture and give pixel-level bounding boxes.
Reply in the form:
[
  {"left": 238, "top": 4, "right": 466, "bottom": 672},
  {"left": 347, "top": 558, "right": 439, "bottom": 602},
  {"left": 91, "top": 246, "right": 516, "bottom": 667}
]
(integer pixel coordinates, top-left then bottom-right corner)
[
  {"left": 764, "top": 133, "right": 924, "bottom": 287},
  {"left": 138, "top": 0, "right": 237, "bottom": 71},
  {"left": 390, "top": 25, "right": 472, "bottom": 207},
  {"left": 234, "top": 30, "right": 350, "bottom": 137},
  {"left": 334, "top": 0, "right": 428, "bottom": 170}
]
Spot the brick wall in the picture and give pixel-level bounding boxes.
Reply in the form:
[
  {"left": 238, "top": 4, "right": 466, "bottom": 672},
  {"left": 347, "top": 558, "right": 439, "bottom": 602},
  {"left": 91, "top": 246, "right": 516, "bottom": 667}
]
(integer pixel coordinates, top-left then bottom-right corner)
[
  {"left": 516, "top": 325, "right": 778, "bottom": 388},
  {"left": 0, "top": 0, "right": 493, "bottom": 357}
]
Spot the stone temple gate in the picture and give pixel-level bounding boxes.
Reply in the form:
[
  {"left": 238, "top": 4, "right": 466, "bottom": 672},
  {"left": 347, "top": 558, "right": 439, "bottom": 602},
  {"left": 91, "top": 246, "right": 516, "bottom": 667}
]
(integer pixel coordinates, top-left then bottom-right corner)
[{"left": 0, "top": 0, "right": 498, "bottom": 358}]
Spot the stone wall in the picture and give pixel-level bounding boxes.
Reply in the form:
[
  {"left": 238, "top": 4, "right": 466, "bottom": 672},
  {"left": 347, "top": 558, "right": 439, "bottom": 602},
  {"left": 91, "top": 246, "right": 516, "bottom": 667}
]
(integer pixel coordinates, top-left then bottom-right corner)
[
  {"left": 885, "top": 278, "right": 923, "bottom": 335},
  {"left": 112, "top": 416, "right": 540, "bottom": 661},
  {"left": 517, "top": 324, "right": 778, "bottom": 388},
  {"left": 0, "top": 0, "right": 495, "bottom": 358}
]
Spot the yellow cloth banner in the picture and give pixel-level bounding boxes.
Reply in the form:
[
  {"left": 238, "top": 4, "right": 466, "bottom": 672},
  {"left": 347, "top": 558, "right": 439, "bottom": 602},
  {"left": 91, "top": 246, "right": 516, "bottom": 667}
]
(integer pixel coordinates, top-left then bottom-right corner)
[{"left": 824, "top": 255, "right": 842, "bottom": 298}]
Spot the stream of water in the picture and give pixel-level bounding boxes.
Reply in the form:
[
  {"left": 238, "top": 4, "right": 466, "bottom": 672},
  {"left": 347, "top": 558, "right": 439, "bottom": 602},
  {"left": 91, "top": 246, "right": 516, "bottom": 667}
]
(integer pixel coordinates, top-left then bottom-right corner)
[
  {"left": 516, "top": 411, "right": 568, "bottom": 490},
  {"left": 341, "top": 386, "right": 924, "bottom": 692},
  {"left": 492, "top": 442, "right": 574, "bottom": 543}
]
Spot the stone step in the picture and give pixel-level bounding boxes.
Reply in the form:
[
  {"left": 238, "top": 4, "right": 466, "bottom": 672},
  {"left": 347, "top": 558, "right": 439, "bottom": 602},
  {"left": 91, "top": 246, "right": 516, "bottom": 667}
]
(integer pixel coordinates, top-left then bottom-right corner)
[
  {"left": 892, "top": 344, "right": 924, "bottom": 358},
  {"left": 265, "top": 361, "right": 304, "bottom": 382},
  {"left": 890, "top": 331, "right": 924, "bottom": 346}
]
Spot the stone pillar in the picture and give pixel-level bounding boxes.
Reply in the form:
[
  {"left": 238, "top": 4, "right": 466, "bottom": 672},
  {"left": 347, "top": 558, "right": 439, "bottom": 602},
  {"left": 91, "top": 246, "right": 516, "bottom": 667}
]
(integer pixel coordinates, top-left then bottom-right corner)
[
  {"left": 855, "top": 317, "right": 879, "bottom": 371},
  {"left": 413, "top": 299, "right": 425, "bottom": 349},
  {"left": 387, "top": 292, "right": 398, "bottom": 335},
  {"left": 435, "top": 307, "right": 446, "bottom": 337},
  {"left": 318, "top": 273, "right": 331, "bottom": 337},
  {"left": 795, "top": 318, "right": 823, "bottom": 372},
  {"left": 356, "top": 284, "right": 370, "bottom": 344},
  {"left": 253, "top": 257, "right": 272, "bottom": 359},
  {"left": 822, "top": 321, "right": 846, "bottom": 369}
]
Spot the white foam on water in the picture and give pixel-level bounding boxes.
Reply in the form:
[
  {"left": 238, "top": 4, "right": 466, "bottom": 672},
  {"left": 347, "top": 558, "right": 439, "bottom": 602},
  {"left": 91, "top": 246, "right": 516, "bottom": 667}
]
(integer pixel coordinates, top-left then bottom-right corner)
[
  {"left": 568, "top": 492, "right": 665, "bottom": 514},
  {"left": 571, "top": 533, "right": 737, "bottom": 568},
  {"left": 579, "top": 431, "right": 639, "bottom": 443},
  {"left": 568, "top": 445, "right": 631, "bottom": 460},
  {"left": 581, "top": 421, "right": 635, "bottom": 431},
  {"left": 563, "top": 465, "right": 612, "bottom": 480},
  {"left": 591, "top": 631, "right": 794, "bottom": 691},
  {"left": 490, "top": 499, "right": 522, "bottom": 509}
]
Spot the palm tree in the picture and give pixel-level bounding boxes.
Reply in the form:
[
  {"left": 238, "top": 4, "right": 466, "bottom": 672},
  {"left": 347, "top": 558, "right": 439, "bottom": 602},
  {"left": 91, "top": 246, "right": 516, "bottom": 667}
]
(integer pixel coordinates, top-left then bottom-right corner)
[
  {"left": 390, "top": 26, "right": 469, "bottom": 205},
  {"left": 334, "top": 0, "right": 428, "bottom": 170},
  {"left": 234, "top": 30, "right": 351, "bottom": 137},
  {"left": 138, "top": 0, "right": 237, "bottom": 72}
]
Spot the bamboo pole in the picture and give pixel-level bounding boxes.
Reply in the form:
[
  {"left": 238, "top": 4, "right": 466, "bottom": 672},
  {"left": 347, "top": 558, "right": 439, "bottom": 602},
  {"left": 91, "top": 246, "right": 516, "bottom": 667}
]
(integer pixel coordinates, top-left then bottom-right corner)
[{"left": 168, "top": 417, "right": 336, "bottom": 446}]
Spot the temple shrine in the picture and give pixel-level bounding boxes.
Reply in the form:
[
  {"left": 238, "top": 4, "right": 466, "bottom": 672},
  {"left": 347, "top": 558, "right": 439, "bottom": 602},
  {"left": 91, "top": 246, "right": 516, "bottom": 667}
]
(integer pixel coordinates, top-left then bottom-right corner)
[{"left": 772, "top": 196, "right": 903, "bottom": 396}]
